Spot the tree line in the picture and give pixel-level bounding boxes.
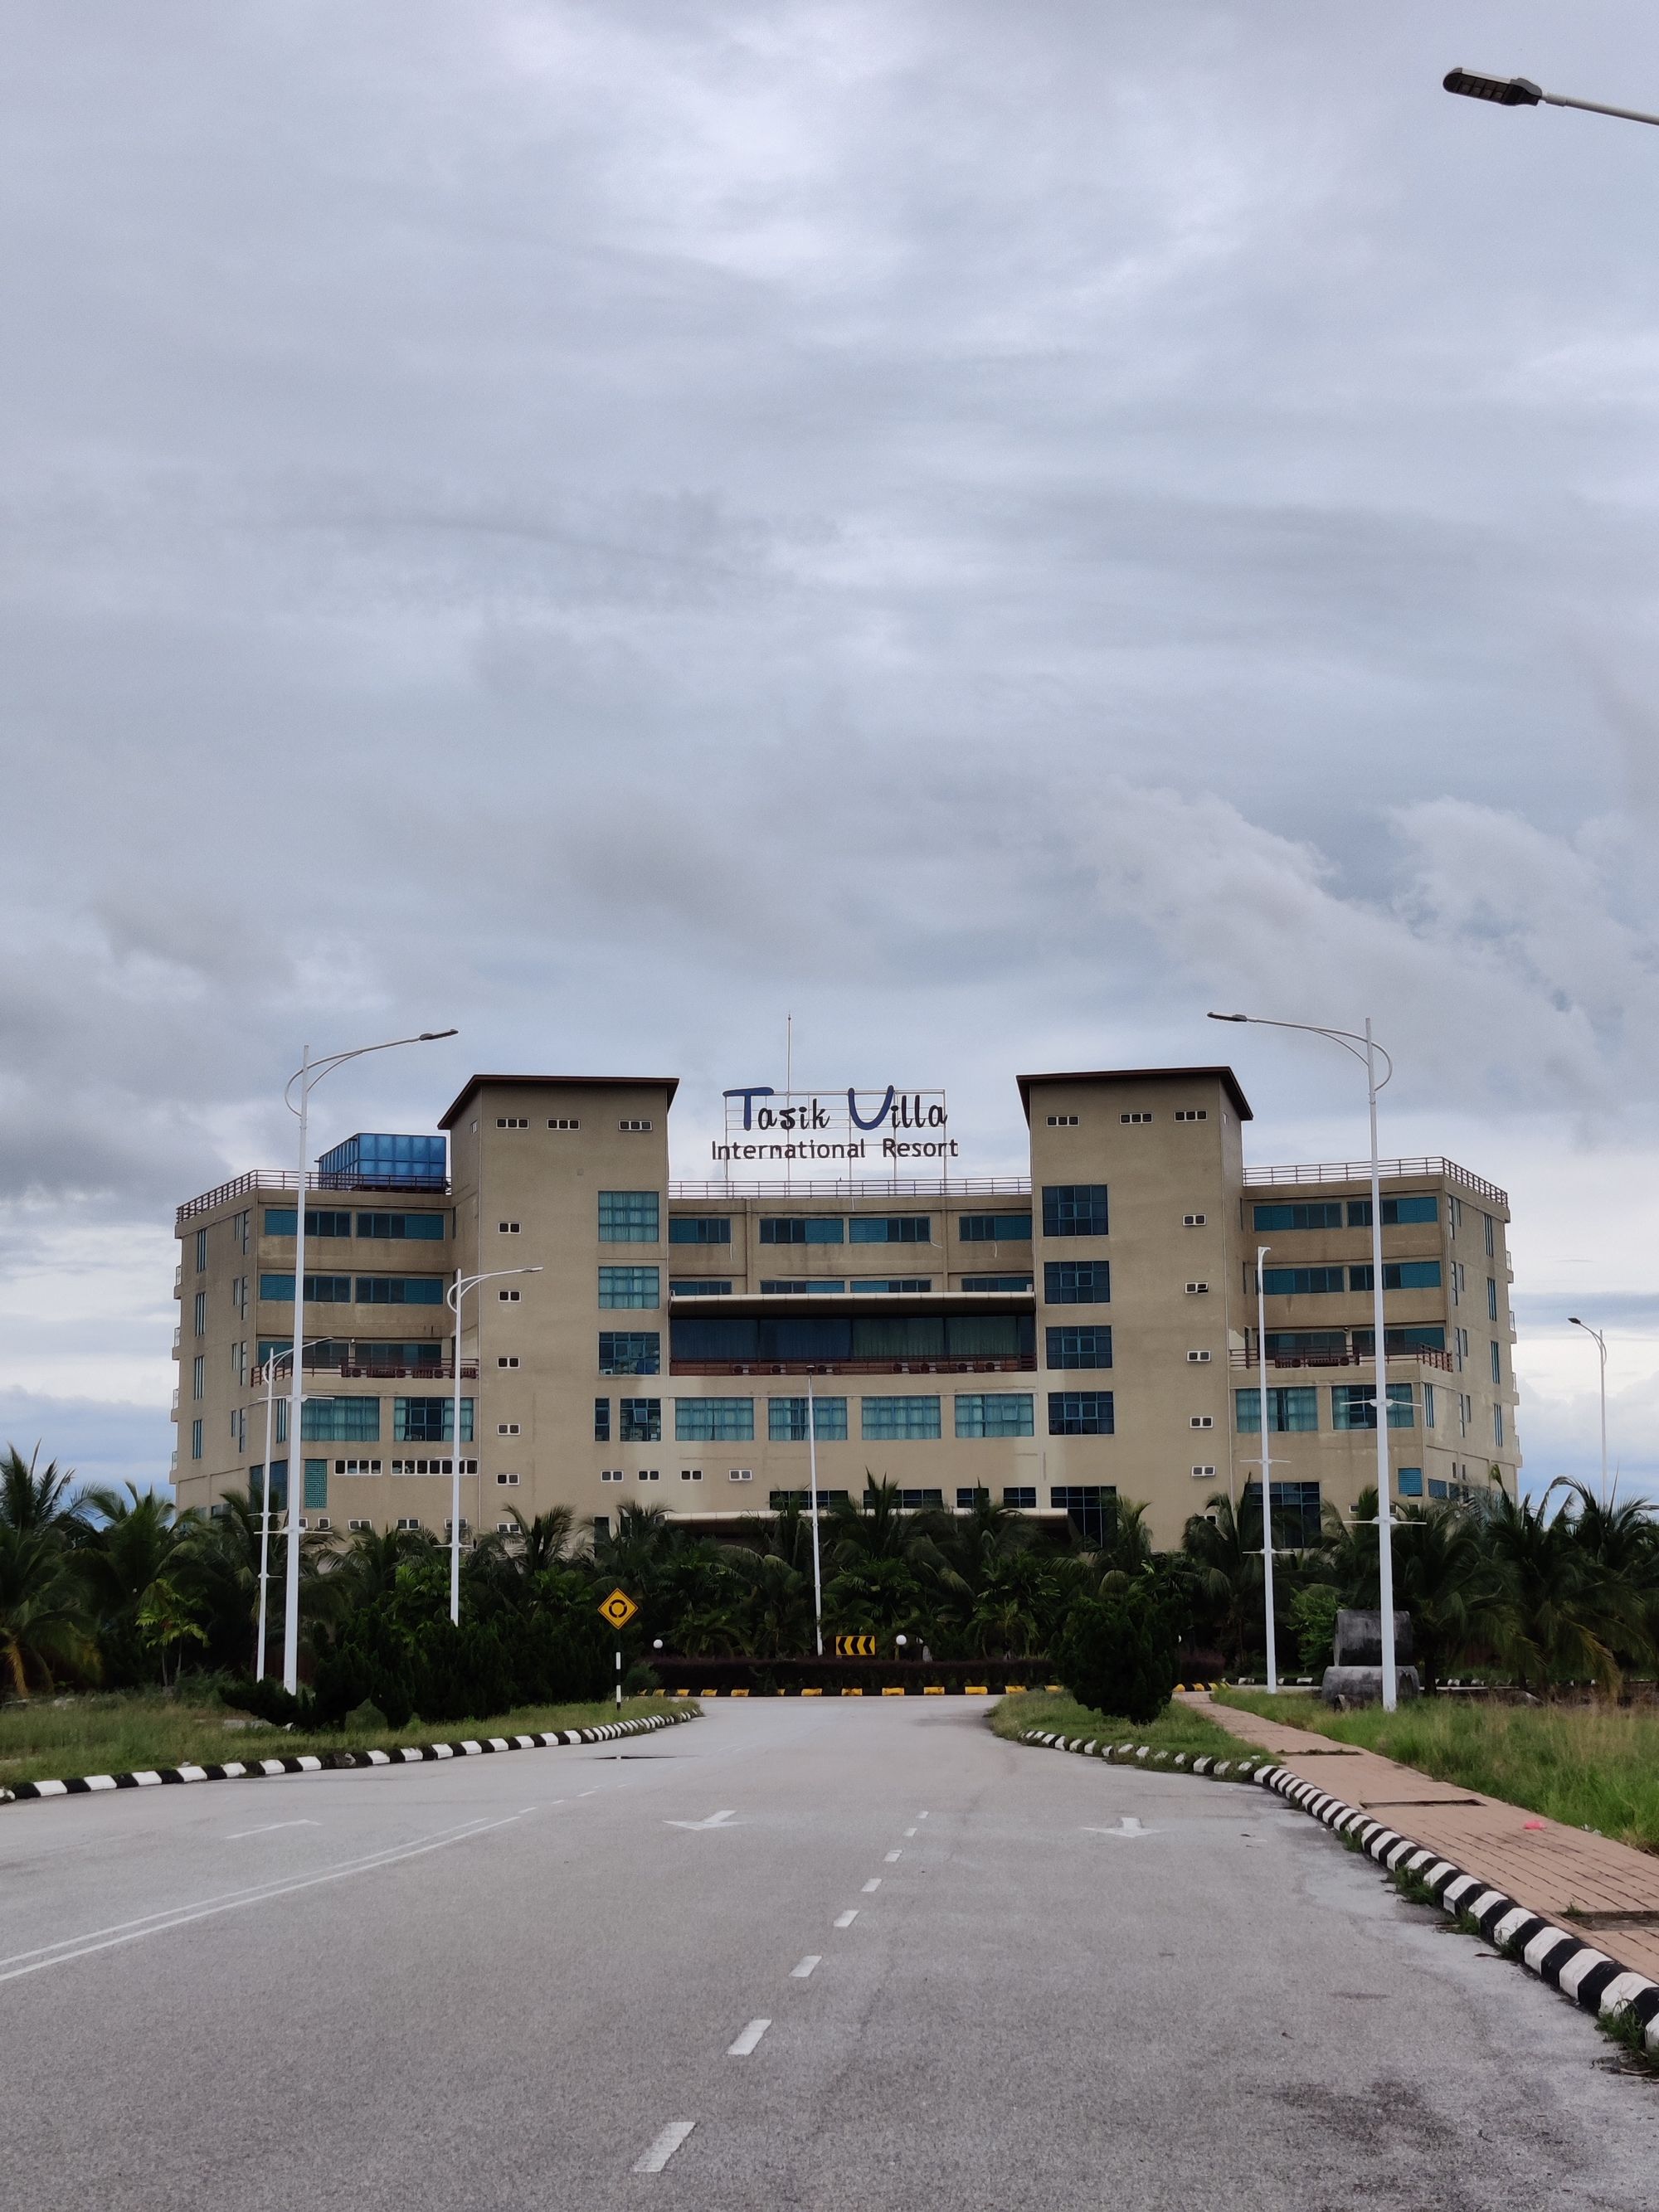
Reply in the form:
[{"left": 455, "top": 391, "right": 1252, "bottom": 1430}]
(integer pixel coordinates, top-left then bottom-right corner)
[{"left": 3, "top": 1441, "right": 1656, "bottom": 1716}]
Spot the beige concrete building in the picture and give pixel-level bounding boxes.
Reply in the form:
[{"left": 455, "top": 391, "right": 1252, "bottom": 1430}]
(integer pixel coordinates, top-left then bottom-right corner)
[{"left": 171, "top": 1067, "right": 1520, "bottom": 1550}]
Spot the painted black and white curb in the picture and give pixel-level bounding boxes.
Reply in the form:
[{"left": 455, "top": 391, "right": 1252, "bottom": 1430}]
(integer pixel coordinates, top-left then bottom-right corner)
[
  {"left": 0, "top": 1706, "right": 698, "bottom": 1809},
  {"left": 1018, "top": 1726, "right": 1659, "bottom": 2059}
]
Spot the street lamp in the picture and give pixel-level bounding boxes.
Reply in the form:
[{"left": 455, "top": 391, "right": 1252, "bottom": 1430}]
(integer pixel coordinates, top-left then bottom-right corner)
[
  {"left": 445, "top": 1266, "right": 542, "bottom": 1625},
  {"left": 1443, "top": 66, "right": 1659, "bottom": 129},
  {"left": 254, "top": 1337, "right": 329, "bottom": 1680},
  {"left": 806, "top": 1372, "right": 825, "bottom": 1657},
  {"left": 1209, "top": 1010, "right": 1401, "bottom": 1710},
  {"left": 281, "top": 1027, "right": 458, "bottom": 1694},
  {"left": 1254, "top": 1242, "right": 1279, "bottom": 1694},
  {"left": 1568, "top": 1318, "right": 1610, "bottom": 1511}
]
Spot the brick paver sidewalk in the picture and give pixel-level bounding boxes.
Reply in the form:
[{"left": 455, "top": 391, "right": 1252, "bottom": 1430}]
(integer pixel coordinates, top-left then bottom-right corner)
[{"left": 1189, "top": 1692, "right": 1659, "bottom": 1983}]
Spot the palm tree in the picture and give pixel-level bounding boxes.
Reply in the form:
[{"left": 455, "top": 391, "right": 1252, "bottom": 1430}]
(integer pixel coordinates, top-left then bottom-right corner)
[
  {"left": 825, "top": 1478, "right": 949, "bottom": 1572},
  {"left": 0, "top": 1444, "right": 84, "bottom": 1535},
  {"left": 1182, "top": 1493, "right": 1266, "bottom": 1668},
  {"left": 0, "top": 1524, "right": 100, "bottom": 1697},
  {"left": 74, "top": 1485, "right": 202, "bottom": 1687},
  {"left": 1483, "top": 1490, "right": 1622, "bottom": 1694},
  {"left": 1387, "top": 1504, "right": 1496, "bottom": 1692}
]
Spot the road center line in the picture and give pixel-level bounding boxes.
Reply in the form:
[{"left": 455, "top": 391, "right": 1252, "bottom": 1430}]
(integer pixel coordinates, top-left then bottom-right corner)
[
  {"left": 791, "top": 1955, "right": 821, "bottom": 1979},
  {"left": 632, "top": 2121, "right": 696, "bottom": 2173},
  {"left": 225, "top": 1820, "right": 319, "bottom": 1840},
  {"left": 884, "top": 1849, "right": 902, "bottom": 1862},
  {"left": 834, "top": 1909, "right": 859, "bottom": 1928},
  {"left": 727, "top": 2018, "right": 771, "bottom": 2055},
  {"left": 862, "top": 1878, "right": 881, "bottom": 1893},
  {"left": 0, "top": 1814, "right": 520, "bottom": 1986},
  {"left": 903, "top": 1826, "right": 917, "bottom": 1837}
]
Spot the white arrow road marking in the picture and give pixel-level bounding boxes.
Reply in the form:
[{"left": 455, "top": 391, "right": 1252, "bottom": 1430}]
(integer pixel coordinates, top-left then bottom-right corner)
[
  {"left": 727, "top": 2019, "right": 771, "bottom": 2056},
  {"left": 633, "top": 2122, "right": 696, "bottom": 2173},
  {"left": 1085, "top": 1816, "right": 1156, "bottom": 1839},
  {"left": 225, "top": 1821, "right": 319, "bottom": 1840},
  {"left": 666, "top": 1809, "right": 738, "bottom": 1830}
]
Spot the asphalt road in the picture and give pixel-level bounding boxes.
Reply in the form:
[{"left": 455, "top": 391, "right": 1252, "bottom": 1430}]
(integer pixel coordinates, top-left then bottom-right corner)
[{"left": 5, "top": 1699, "right": 1657, "bottom": 2211}]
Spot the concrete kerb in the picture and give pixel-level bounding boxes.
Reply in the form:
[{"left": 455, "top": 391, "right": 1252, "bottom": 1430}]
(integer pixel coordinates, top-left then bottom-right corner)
[
  {"left": 0, "top": 1705, "right": 701, "bottom": 1810},
  {"left": 1015, "top": 1725, "right": 1659, "bottom": 2060}
]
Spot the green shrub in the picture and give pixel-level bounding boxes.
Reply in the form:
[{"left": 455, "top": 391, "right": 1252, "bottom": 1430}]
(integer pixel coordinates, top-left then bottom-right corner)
[
  {"left": 1290, "top": 1582, "right": 1340, "bottom": 1675},
  {"left": 1056, "top": 1581, "right": 1182, "bottom": 1727}
]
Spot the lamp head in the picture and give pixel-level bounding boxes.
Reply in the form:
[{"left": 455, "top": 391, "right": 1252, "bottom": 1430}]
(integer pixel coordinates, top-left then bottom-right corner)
[
  {"left": 1206, "top": 1011, "right": 1249, "bottom": 1023},
  {"left": 1443, "top": 67, "right": 1543, "bottom": 107},
  {"left": 419, "top": 1028, "right": 460, "bottom": 1041},
  {"left": 1569, "top": 1316, "right": 1582, "bottom": 1326}
]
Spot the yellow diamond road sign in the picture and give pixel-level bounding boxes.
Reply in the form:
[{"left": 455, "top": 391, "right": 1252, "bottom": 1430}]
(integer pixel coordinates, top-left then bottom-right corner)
[{"left": 599, "top": 1587, "right": 639, "bottom": 1630}]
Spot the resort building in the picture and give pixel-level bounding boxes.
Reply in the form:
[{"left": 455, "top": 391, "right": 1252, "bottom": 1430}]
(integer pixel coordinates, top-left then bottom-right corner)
[{"left": 171, "top": 1067, "right": 1520, "bottom": 1550}]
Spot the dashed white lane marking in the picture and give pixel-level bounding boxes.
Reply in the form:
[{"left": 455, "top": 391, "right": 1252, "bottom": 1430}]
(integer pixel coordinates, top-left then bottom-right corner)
[
  {"left": 862, "top": 1879, "right": 882, "bottom": 1893},
  {"left": 903, "top": 1826, "right": 917, "bottom": 1837},
  {"left": 632, "top": 2121, "right": 696, "bottom": 2173},
  {"left": 884, "top": 1849, "right": 902, "bottom": 1862},
  {"left": 791, "top": 1955, "right": 821, "bottom": 1979},
  {"left": 0, "top": 1814, "right": 518, "bottom": 1986},
  {"left": 727, "top": 2019, "right": 771, "bottom": 2056},
  {"left": 917, "top": 1811, "right": 929, "bottom": 1820},
  {"left": 666, "top": 1809, "right": 738, "bottom": 1830},
  {"left": 834, "top": 1910, "right": 859, "bottom": 1928},
  {"left": 225, "top": 1820, "right": 319, "bottom": 1840}
]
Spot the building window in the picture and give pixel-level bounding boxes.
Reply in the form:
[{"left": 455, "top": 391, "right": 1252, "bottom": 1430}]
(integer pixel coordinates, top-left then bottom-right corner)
[
  {"left": 1045, "top": 1325, "right": 1112, "bottom": 1370},
  {"left": 600, "top": 1468, "right": 624, "bottom": 1484},
  {"left": 849, "top": 1217, "right": 932, "bottom": 1245},
  {"left": 759, "top": 1216, "right": 844, "bottom": 1245},
  {"left": 1346, "top": 1194, "right": 1440, "bottom": 1228},
  {"left": 961, "top": 1274, "right": 1033, "bottom": 1292},
  {"left": 1489, "top": 1339, "right": 1502, "bottom": 1386},
  {"left": 860, "top": 1396, "right": 941, "bottom": 1441},
  {"left": 1003, "top": 1485, "right": 1037, "bottom": 1508},
  {"left": 496, "top": 1116, "right": 528, "bottom": 1128},
  {"left": 1234, "top": 1388, "right": 1318, "bottom": 1433},
  {"left": 675, "top": 1398, "right": 755, "bottom": 1441},
  {"left": 1186, "top": 1349, "right": 1211, "bottom": 1365},
  {"left": 191, "top": 1418, "right": 203, "bottom": 1460},
  {"left": 1051, "top": 1485, "right": 1116, "bottom": 1539},
  {"left": 594, "top": 1398, "right": 611, "bottom": 1442},
  {"left": 195, "top": 1228, "right": 208, "bottom": 1271},
  {"left": 759, "top": 1280, "right": 845, "bottom": 1296},
  {"left": 1185, "top": 1281, "right": 1210, "bottom": 1296},
  {"left": 1353, "top": 1325, "right": 1447, "bottom": 1357},
  {"left": 304, "top": 1460, "right": 328, "bottom": 1510},
  {"left": 953, "top": 1393, "right": 1034, "bottom": 1438},
  {"left": 498, "top": 1355, "right": 519, "bottom": 1369},
  {"left": 356, "top": 1212, "right": 445, "bottom": 1240},
  {"left": 192, "top": 1354, "right": 205, "bottom": 1401},
  {"left": 958, "top": 1214, "right": 1032, "bottom": 1242},
  {"left": 1253, "top": 1202, "right": 1343, "bottom": 1232},
  {"left": 1048, "top": 1391, "right": 1113, "bottom": 1436},
  {"left": 354, "top": 1276, "right": 444, "bottom": 1305},
  {"left": 599, "top": 1191, "right": 660, "bottom": 1243},
  {"left": 1191, "top": 1465, "right": 1216, "bottom": 1480},
  {"left": 1184, "top": 1214, "right": 1207, "bottom": 1228},
  {"left": 1047, "top": 1114, "right": 1078, "bottom": 1129},
  {"left": 619, "top": 1118, "right": 654, "bottom": 1132},
  {"left": 301, "top": 1397, "right": 382, "bottom": 1443},
  {"left": 599, "top": 1331, "right": 660, "bottom": 1376},
  {"left": 1173, "top": 1109, "right": 1207, "bottom": 1122},
  {"left": 1042, "top": 1185, "right": 1108, "bottom": 1237},
  {"left": 1261, "top": 1266, "right": 1345, "bottom": 1296},
  {"left": 1397, "top": 1466, "right": 1423, "bottom": 1498},
  {"left": 669, "top": 1216, "right": 732, "bottom": 1245},
  {"left": 680, "top": 1469, "right": 703, "bottom": 1483},
  {"left": 768, "top": 1396, "right": 849, "bottom": 1441},
  {"left": 1347, "top": 1261, "right": 1443, "bottom": 1293},
  {"left": 1423, "top": 1383, "right": 1437, "bottom": 1429},
  {"left": 499, "top": 1288, "right": 520, "bottom": 1303},
  {"left": 671, "top": 1279, "right": 732, "bottom": 1296},
  {"left": 1486, "top": 1277, "right": 1498, "bottom": 1322},
  {"left": 499, "top": 1221, "right": 520, "bottom": 1235},
  {"left": 548, "top": 1116, "right": 580, "bottom": 1130},
  {"left": 850, "top": 1278, "right": 932, "bottom": 1295},
  {"left": 1331, "top": 1383, "right": 1415, "bottom": 1432},
  {"left": 1494, "top": 1403, "right": 1505, "bottom": 1446},
  {"left": 1120, "top": 1111, "right": 1153, "bottom": 1125},
  {"left": 263, "top": 1208, "right": 353, "bottom": 1237},
  {"left": 392, "top": 1397, "right": 472, "bottom": 1443},
  {"left": 956, "top": 1485, "right": 989, "bottom": 1510},
  {"left": 192, "top": 1291, "right": 207, "bottom": 1335},
  {"left": 1484, "top": 1212, "right": 1496, "bottom": 1257},
  {"left": 1190, "top": 1415, "right": 1214, "bottom": 1430},
  {"left": 1241, "top": 1480, "right": 1323, "bottom": 1549},
  {"left": 1044, "top": 1259, "right": 1110, "bottom": 1305},
  {"left": 599, "top": 1266, "right": 660, "bottom": 1309},
  {"left": 620, "top": 1398, "right": 662, "bottom": 1442}
]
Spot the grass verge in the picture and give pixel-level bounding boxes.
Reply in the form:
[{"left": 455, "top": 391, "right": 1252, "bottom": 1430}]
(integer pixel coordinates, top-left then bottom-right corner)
[
  {"left": 989, "top": 1690, "right": 1241, "bottom": 1757},
  {"left": 0, "top": 1689, "right": 678, "bottom": 1787},
  {"left": 1214, "top": 1687, "right": 1659, "bottom": 1855}
]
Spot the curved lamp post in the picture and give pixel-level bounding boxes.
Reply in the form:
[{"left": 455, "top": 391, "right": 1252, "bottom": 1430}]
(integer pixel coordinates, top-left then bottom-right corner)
[
  {"left": 1209, "top": 1010, "right": 1400, "bottom": 1711},
  {"left": 1443, "top": 66, "right": 1659, "bottom": 129},
  {"left": 255, "top": 1337, "right": 328, "bottom": 1680},
  {"left": 281, "top": 1027, "right": 458, "bottom": 1694},
  {"left": 445, "top": 1266, "right": 542, "bottom": 1624},
  {"left": 1568, "top": 1317, "right": 1610, "bottom": 1511}
]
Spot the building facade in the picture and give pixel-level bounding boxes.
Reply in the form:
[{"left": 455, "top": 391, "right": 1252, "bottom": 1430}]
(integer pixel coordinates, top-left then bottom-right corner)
[{"left": 172, "top": 1067, "right": 1520, "bottom": 1550}]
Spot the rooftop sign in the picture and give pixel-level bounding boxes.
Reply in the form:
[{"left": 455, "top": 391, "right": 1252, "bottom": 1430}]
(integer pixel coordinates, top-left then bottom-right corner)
[{"left": 715, "top": 1087, "right": 957, "bottom": 1165}]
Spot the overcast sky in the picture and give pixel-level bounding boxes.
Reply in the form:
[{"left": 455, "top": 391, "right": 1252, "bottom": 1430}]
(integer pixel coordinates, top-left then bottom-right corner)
[{"left": 3, "top": 2, "right": 1657, "bottom": 1500}]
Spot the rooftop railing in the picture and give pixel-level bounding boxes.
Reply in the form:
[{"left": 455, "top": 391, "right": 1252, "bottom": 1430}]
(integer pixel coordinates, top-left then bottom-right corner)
[
  {"left": 669, "top": 1355, "right": 1037, "bottom": 1378},
  {"left": 669, "top": 1175, "right": 1033, "bottom": 1201},
  {"left": 177, "top": 1168, "right": 451, "bottom": 1227},
  {"left": 251, "top": 1360, "right": 477, "bottom": 1386},
  {"left": 1243, "top": 1157, "right": 1507, "bottom": 1207},
  {"left": 1228, "top": 1346, "right": 1454, "bottom": 1373}
]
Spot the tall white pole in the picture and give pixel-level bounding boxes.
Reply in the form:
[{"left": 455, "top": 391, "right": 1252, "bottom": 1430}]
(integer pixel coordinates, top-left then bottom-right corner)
[
  {"left": 450, "top": 1270, "right": 465, "bottom": 1626},
  {"left": 1367, "top": 1018, "right": 1398, "bottom": 1713},
  {"left": 255, "top": 1348, "right": 280, "bottom": 1680},
  {"left": 282, "top": 1053, "right": 310, "bottom": 1696},
  {"left": 1256, "top": 1244, "right": 1277, "bottom": 1693},
  {"left": 1597, "top": 1334, "right": 1608, "bottom": 1512},
  {"left": 806, "top": 1372, "right": 825, "bottom": 1657}
]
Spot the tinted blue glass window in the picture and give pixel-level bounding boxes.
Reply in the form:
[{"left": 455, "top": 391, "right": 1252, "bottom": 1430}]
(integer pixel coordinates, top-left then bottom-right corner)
[
  {"left": 759, "top": 1217, "right": 844, "bottom": 1244},
  {"left": 356, "top": 1276, "right": 445, "bottom": 1305},
  {"left": 961, "top": 1275, "right": 1034, "bottom": 1292},
  {"left": 302, "top": 1397, "right": 382, "bottom": 1443},
  {"left": 954, "top": 1393, "right": 1034, "bottom": 1438},
  {"left": 669, "top": 1217, "right": 732, "bottom": 1245},
  {"left": 1044, "top": 1260, "right": 1110, "bottom": 1305},
  {"left": 1253, "top": 1203, "right": 1344, "bottom": 1231},
  {"left": 1048, "top": 1392, "right": 1113, "bottom": 1436},
  {"left": 768, "top": 1396, "right": 849, "bottom": 1441},
  {"left": 304, "top": 1461, "right": 328, "bottom": 1510},
  {"left": 958, "top": 1214, "right": 1032, "bottom": 1242},
  {"left": 599, "top": 1192, "right": 659, "bottom": 1243},
  {"left": 1234, "top": 1388, "right": 1317, "bottom": 1433},
  {"left": 1349, "top": 1262, "right": 1442, "bottom": 1292},
  {"left": 356, "top": 1212, "right": 445, "bottom": 1240},
  {"left": 675, "top": 1398, "right": 755, "bottom": 1441},
  {"left": 1003, "top": 1485, "right": 1036, "bottom": 1509},
  {"left": 1050, "top": 1485, "right": 1116, "bottom": 1541},
  {"left": 599, "top": 1266, "right": 660, "bottom": 1309},
  {"left": 393, "top": 1397, "right": 473, "bottom": 1442},
  {"left": 264, "top": 1208, "right": 352, "bottom": 1237},
  {"left": 599, "top": 1331, "right": 660, "bottom": 1376},
  {"left": 1241, "top": 1480, "right": 1322, "bottom": 1548},
  {"left": 1331, "top": 1383, "right": 1415, "bottom": 1431},
  {"left": 670, "top": 1279, "right": 732, "bottom": 1296},
  {"left": 1041, "top": 1186, "right": 1108, "bottom": 1237},
  {"left": 1046, "top": 1325, "right": 1111, "bottom": 1369},
  {"left": 1348, "top": 1194, "right": 1439, "bottom": 1227},
  {"left": 860, "top": 1396, "right": 941, "bottom": 1440},
  {"left": 619, "top": 1398, "right": 661, "bottom": 1441},
  {"left": 594, "top": 1397, "right": 611, "bottom": 1442},
  {"left": 849, "top": 1218, "right": 932, "bottom": 1245},
  {"left": 1397, "top": 1466, "right": 1423, "bottom": 1497},
  {"left": 1262, "top": 1267, "right": 1346, "bottom": 1296}
]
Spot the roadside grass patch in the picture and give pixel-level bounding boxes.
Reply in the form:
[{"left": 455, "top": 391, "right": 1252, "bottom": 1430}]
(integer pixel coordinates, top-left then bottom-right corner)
[
  {"left": 1212, "top": 1688, "right": 1659, "bottom": 1854},
  {"left": 0, "top": 1689, "right": 672, "bottom": 1787},
  {"left": 990, "top": 1690, "right": 1238, "bottom": 1757}
]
